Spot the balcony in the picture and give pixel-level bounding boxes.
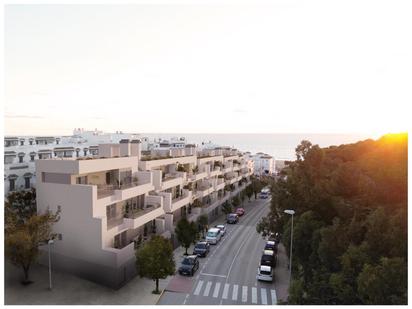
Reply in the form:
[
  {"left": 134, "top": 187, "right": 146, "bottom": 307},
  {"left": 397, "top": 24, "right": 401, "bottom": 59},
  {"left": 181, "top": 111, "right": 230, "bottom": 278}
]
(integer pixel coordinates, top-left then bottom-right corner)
[
  {"left": 233, "top": 164, "right": 240, "bottom": 172},
  {"left": 187, "top": 171, "right": 208, "bottom": 182},
  {"left": 161, "top": 173, "right": 185, "bottom": 191},
  {"left": 215, "top": 178, "right": 225, "bottom": 191},
  {"left": 123, "top": 203, "right": 165, "bottom": 230},
  {"left": 96, "top": 178, "right": 153, "bottom": 201},
  {"left": 209, "top": 167, "right": 222, "bottom": 177},
  {"left": 171, "top": 190, "right": 192, "bottom": 212},
  {"left": 196, "top": 184, "right": 214, "bottom": 199}
]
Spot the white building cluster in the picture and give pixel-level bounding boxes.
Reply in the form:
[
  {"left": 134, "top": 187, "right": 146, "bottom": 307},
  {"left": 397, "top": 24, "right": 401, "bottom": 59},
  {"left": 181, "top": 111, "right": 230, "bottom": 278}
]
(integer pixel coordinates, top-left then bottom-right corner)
[
  {"left": 251, "top": 152, "right": 276, "bottom": 176},
  {"left": 34, "top": 139, "right": 254, "bottom": 288}
]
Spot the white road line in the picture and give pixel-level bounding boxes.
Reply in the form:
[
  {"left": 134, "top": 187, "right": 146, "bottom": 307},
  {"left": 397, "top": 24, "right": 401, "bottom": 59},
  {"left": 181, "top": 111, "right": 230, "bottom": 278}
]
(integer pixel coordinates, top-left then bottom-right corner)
[
  {"left": 271, "top": 289, "right": 277, "bottom": 305},
  {"left": 203, "top": 281, "right": 212, "bottom": 297},
  {"left": 251, "top": 287, "right": 258, "bottom": 304},
  {"left": 193, "top": 280, "right": 204, "bottom": 296},
  {"left": 232, "top": 284, "right": 238, "bottom": 301},
  {"left": 222, "top": 283, "right": 230, "bottom": 300},
  {"left": 200, "top": 272, "right": 227, "bottom": 278},
  {"left": 261, "top": 288, "right": 268, "bottom": 305},
  {"left": 242, "top": 286, "right": 248, "bottom": 302},
  {"left": 212, "top": 282, "right": 221, "bottom": 298},
  {"left": 182, "top": 294, "right": 189, "bottom": 304}
]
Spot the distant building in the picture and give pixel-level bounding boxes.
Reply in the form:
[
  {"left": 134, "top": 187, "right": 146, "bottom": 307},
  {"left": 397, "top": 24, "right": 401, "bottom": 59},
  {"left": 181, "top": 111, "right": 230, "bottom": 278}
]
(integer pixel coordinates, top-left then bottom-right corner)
[{"left": 252, "top": 153, "right": 275, "bottom": 176}]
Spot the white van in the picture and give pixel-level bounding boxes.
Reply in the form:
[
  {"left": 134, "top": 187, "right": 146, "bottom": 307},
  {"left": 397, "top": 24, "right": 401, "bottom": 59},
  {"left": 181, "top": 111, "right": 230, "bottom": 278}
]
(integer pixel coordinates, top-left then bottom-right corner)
[{"left": 206, "top": 228, "right": 221, "bottom": 244}]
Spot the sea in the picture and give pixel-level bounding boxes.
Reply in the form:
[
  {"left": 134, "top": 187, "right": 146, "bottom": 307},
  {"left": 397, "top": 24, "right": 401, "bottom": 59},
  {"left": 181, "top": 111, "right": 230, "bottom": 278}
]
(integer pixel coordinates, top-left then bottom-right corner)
[{"left": 143, "top": 133, "right": 379, "bottom": 161}]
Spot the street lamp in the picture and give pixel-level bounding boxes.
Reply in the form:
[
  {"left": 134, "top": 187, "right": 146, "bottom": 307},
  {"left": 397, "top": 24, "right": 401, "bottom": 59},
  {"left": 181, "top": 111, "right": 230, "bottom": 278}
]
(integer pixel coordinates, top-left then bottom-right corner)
[
  {"left": 284, "top": 209, "right": 295, "bottom": 287},
  {"left": 48, "top": 239, "right": 54, "bottom": 290}
]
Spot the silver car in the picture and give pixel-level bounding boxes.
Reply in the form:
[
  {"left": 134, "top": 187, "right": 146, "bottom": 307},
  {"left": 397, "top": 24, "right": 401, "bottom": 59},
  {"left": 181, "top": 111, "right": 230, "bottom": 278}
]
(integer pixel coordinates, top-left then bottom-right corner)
[{"left": 215, "top": 224, "right": 226, "bottom": 236}]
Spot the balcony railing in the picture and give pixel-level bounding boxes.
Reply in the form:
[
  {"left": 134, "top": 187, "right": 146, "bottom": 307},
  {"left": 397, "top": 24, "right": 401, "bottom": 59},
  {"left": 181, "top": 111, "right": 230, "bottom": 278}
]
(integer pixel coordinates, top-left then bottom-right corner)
[
  {"left": 96, "top": 180, "right": 147, "bottom": 199},
  {"left": 124, "top": 203, "right": 161, "bottom": 220}
]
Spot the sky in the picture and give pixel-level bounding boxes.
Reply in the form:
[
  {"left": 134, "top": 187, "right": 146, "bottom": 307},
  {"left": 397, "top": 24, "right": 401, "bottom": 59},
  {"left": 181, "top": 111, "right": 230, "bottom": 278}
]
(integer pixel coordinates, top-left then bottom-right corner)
[{"left": 4, "top": 1, "right": 412, "bottom": 136}]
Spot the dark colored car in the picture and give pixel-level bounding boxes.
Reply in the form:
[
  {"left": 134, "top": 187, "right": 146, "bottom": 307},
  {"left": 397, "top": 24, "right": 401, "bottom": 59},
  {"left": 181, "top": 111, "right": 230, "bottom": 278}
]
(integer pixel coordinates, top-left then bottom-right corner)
[
  {"left": 193, "top": 241, "right": 210, "bottom": 257},
  {"left": 178, "top": 255, "right": 200, "bottom": 276},
  {"left": 236, "top": 208, "right": 245, "bottom": 216},
  {"left": 226, "top": 213, "right": 239, "bottom": 224},
  {"left": 264, "top": 240, "right": 278, "bottom": 254},
  {"left": 260, "top": 250, "right": 277, "bottom": 268}
]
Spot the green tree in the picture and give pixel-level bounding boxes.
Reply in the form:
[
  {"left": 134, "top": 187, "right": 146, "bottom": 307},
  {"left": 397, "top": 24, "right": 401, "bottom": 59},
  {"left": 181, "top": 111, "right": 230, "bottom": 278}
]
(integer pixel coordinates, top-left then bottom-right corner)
[
  {"left": 231, "top": 195, "right": 240, "bottom": 209},
  {"left": 175, "top": 217, "right": 198, "bottom": 255},
  {"left": 197, "top": 214, "right": 208, "bottom": 238},
  {"left": 136, "top": 235, "right": 175, "bottom": 294},
  {"left": 5, "top": 208, "right": 60, "bottom": 284},
  {"left": 5, "top": 188, "right": 37, "bottom": 225},
  {"left": 357, "top": 257, "right": 407, "bottom": 305},
  {"left": 245, "top": 185, "right": 253, "bottom": 201},
  {"left": 221, "top": 200, "right": 233, "bottom": 215}
]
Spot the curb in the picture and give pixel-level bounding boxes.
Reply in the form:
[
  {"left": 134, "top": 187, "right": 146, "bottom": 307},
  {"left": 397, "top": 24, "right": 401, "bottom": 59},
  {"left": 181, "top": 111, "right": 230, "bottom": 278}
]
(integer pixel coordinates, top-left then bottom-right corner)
[{"left": 155, "top": 288, "right": 166, "bottom": 305}]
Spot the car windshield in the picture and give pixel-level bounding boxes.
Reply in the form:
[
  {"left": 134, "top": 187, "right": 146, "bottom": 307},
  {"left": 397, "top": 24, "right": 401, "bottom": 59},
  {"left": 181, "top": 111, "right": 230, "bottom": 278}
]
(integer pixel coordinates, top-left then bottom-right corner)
[
  {"left": 260, "top": 270, "right": 272, "bottom": 275},
  {"left": 182, "top": 258, "right": 194, "bottom": 265},
  {"left": 195, "top": 243, "right": 206, "bottom": 249},
  {"left": 207, "top": 231, "right": 217, "bottom": 237},
  {"left": 228, "top": 215, "right": 236, "bottom": 219},
  {"left": 262, "top": 255, "right": 273, "bottom": 262},
  {"left": 216, "top": 225, "right": 224, "bottom": 229}
]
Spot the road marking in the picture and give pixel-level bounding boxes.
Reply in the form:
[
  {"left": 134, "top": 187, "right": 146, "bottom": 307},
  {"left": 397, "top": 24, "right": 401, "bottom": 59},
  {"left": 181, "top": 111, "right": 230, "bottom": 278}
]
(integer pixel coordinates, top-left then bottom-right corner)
[
  {"left": 203, "top": 281, "right": 212, "bottom": 297},
  {"left": 271, "top": 289, "right": 277, "bottom": 305},
  {"left": 212, "top": 282, "right": 221, "bottom": 298},
  {"left": 242, "top": 286, "right": 248, "bottom": 302},
  {"left": 193, "top": 280, "right": 204, "bottom": 296},
  {"left": 200, "top": 272, "right": 227, "bottom": 278},
  {"left": 251, "top": 287, "right": 257, "bottom": 304},
  {"left": 261, "top": 288, "right": 268, "bottom": 305},
  {"left": 182, "top": 294, "right": 189, "bottom": 304},
  {"left": 222, "top": 283, "right": 230, "bottom": 300},
  {"left": 232, "top": 284, "right": 238, "bottom": 301}
]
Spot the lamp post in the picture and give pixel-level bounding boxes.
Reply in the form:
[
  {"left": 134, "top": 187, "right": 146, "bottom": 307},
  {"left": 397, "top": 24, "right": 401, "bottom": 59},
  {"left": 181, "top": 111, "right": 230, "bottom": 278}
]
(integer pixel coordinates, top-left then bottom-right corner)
[
  {"left": 48, "top": 239, "right": 54, "bottom": 290},
  {"left": 284, "top": 209, "right": 295, "bottom": 287}
]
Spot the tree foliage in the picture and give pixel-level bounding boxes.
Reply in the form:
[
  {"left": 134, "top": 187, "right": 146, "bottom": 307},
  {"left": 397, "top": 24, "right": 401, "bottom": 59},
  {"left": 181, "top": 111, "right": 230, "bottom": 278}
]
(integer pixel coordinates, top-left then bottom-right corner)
[
  {"left": 5, "top": 203, "right": 60, "bottom": 284},
  {"left": 175, "top": 217, "right": 198, "bottom": 255},
  {"left": 262, "top": 133, "right": 407, "bottom": 304},
  {"left": 136, "top": 235, "right": 175, "bottom": 294},
  {"left": 221, "top": 200, "right": 233, "bottom": 215}
]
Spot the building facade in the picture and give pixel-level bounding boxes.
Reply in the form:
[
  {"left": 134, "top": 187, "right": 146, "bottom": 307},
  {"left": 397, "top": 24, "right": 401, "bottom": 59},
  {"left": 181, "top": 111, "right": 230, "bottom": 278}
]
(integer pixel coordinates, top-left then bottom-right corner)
[
  {"left": 36, "top": 140, "right": 254, "bottom": 288},
  {"left": 252, "top": 153, "right": 275, "bottom": 176}
]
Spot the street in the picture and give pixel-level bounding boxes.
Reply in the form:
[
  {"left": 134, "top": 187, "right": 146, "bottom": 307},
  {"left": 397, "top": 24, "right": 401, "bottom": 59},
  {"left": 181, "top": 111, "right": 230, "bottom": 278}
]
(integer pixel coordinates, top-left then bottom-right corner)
[{"left": 158, "top": 197, "right": 286, "bottom": 305}]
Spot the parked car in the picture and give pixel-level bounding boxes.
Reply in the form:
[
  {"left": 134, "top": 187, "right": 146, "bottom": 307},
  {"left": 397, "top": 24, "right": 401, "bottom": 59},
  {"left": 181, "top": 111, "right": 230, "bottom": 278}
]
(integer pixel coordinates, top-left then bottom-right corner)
[
  {"left": 226, "top": 213, "right": 239, "bottom": 224},
  {"left": 206, "top": 227, "right": 222, "bottom": 244},
  {"left": 215, "top": 224, "right": 226, "bottom": 236},
  {"left": 260, "top": 250, "right": 277, "bottom": 267},
  {"left": 256, "top": 265, "right": 274, "bottom": 282},
  {"left": 264, "top": 240, "right": 278, "bottom": 254},
  {"left": 178, "top": 255, "right": 200, "bottom": 276},
  {"left": 236, "top": 208, "right": 245, "bottom": 216},
  {"left": 193, "top": 241, "right": 210, "bottom": 257}
]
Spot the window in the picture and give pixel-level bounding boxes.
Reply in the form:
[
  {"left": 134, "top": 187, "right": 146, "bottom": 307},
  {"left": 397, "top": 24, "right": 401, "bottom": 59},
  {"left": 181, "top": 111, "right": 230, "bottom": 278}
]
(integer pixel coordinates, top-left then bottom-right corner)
[
  {"left": 9, "top": 179, "right": 15, "bottom": 191},
  {"left": 20, "top": 141, "right": 24, "bottom": 146},
  {"left": 19, "top": 156, "right": 24, "bottom": 163},
  {"left": 25, "top": 177, "right": 30, "bottom": 189},
  {"left": 76, "top": 176, "right": 88, "bottom": 184},
  {"left": 29, "top": 141, "right": 33, "bottom": 145},
  {"left": 30, "top": 155, "right": 35, "bottom": 161},
  {"left": 106, "top": 204, "right": 117, "bottom": 220}
]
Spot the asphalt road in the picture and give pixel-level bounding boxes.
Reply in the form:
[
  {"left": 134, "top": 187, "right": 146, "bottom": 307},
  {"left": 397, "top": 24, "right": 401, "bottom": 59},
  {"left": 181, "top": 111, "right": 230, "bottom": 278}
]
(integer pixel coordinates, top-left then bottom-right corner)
[{"left": 158, "top": 197, "right": 278, "bottom": 305}]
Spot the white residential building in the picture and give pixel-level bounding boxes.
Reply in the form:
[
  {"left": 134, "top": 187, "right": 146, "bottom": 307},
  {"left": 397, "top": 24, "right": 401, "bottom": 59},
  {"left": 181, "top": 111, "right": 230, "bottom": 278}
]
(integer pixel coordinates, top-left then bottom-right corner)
[
  {"left": 252, "top": 152, "right": 275, "bottom": 176},
  {"left": 36, "top": 140, "right": 254, "bottom": 288}
]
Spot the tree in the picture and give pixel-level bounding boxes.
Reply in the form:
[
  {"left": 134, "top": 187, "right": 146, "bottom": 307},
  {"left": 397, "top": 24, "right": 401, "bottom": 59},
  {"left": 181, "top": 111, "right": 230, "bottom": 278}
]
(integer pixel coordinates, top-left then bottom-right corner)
[
  {"left": 197, "top": 214, "right": 208, "bottom": 239},
  {"left": 357, "top": 257, "right": 407, "bottom": 305},
  {"left": 136, "top": 235, "right": 175, "bottom": 294},
  {"left": 240, "top": 190, "right": 246, "bottom": 206},
  {"left": 5, "top": 208, "right": 60, "bottom": 284},
  {"left": 231, "top": 196, "right": 240, "bottom": 209},
  {"left": 245, "top": 185, "right": 253, "bottom": 201},
  {"left": 5, "top": 188, "right": 37, "bottom": 226},
  {"left": 175, "top": 217, "right": 198, "bottom": 255},
  {"left": 221, "top": 200, "right": 233, "bottom": 215}
]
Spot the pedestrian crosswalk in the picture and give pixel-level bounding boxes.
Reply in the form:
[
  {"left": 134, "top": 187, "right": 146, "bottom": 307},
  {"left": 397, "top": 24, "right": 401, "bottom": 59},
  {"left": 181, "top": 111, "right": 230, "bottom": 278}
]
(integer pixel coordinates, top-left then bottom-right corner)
[{"left": 192, "top": 280, "right": 277, "bottom": 305}]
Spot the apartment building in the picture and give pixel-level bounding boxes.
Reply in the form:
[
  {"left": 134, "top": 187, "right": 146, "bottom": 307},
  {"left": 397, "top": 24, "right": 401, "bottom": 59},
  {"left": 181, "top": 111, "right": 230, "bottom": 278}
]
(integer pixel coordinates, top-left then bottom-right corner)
[
  {"left": 36, "top": 140, "right": 254, "bottom": 288},
  {"left": 252, "top": 152, "right": 275, "bottom": 176}
]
